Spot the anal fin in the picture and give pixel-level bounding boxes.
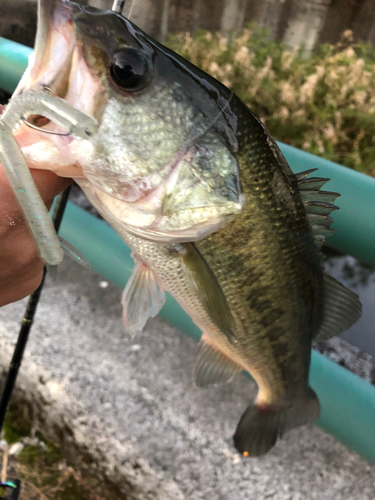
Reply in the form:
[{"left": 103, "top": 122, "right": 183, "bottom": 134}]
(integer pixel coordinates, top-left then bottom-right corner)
[
  {"left": 194, "top": 338, "right": 242, "bottom": 387},
  {"left": 122, "top": 258, "right": 165, "bottom": 337}
]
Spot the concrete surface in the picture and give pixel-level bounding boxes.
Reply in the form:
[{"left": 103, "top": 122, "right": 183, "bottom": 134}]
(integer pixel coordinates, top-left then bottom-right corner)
[{"left": 0, "top": 258, "right": 374, "bottom": 499}]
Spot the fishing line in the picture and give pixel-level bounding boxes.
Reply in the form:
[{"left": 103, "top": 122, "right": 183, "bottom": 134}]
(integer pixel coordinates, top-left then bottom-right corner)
[
  {"left": 0, "top": 186, "right": 72, "bottom": 500},
  {"left": 127, "top": 0, "right": 138, "bottom": 20},
  {"left": 111, "top": 0, "right": 138, "bottom": 21},
  {"left": 187, "top": 91, "right": 234, "bottom": 145}
]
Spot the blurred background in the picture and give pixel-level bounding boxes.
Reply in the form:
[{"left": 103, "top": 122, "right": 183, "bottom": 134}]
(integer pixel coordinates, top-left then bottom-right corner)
[{"left": 3, "top": 0, "right": 375, "bottom": 49}]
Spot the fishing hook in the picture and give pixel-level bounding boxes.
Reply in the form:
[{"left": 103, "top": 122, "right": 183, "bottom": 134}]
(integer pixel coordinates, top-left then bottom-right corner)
[{"left": 21, "top": 116, "right": 72, "bottom": 137}]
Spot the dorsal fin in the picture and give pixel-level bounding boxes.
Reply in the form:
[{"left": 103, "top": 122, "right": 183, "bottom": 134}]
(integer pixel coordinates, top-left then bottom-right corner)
[
  {"left": 301, "top": 190, "right": 339, "bottom": 204},
  {"left": 306, "top": 214, "right": 333, "bottom": 228},
  {"left": 293, "top": 168, "right": 318, "bottom": 181},
  {"left": 293, "top": 169, "right": 340, "bottom": 247},
  {"left": 314, "top": 273, "right": 362, "bottom": 341},
  {"left": 297, "top": 177, "right": 330, "bottom": 192},
  {"left": 304, "top": 200, "right": 339, "bottom": 217}
]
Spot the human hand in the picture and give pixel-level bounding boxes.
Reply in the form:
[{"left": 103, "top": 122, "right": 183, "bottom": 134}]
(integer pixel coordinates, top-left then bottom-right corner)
[{"left": 0, "top": 166, "right": 72, "bottom": 306}]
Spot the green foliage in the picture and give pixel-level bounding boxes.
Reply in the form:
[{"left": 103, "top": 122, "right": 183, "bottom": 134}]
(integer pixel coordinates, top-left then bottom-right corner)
[
  {"left": 3, "top": 404, "right": 32, "bottom": 444},
  {"left": 167, "top": 28, "right": 375, "bottom": 176},
  {"left": 2, "top": 404, "right": 105, "bottom": 499}
]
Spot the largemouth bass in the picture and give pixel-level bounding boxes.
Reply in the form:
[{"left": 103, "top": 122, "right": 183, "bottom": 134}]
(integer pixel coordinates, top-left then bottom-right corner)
[{"left": 10, "top": 0, "right": 361, "bottom": 456}]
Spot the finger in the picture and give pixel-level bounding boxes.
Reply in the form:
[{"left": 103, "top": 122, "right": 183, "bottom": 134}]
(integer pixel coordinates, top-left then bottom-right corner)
[
  {"left": 0, "top": 166, "right": 73, "bottom": 221},
  {"left": 0, "top": 167, "right": 72, "bottom": 306}
]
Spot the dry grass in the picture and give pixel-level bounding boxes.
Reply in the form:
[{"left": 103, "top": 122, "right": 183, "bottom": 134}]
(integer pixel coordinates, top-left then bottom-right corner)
[
  {"left": 0, "top": 405, "right": 109, "bottom": 500},
  {"left": 1, "top": 442, "right": 107, "bottom": 500},
  {"left": 167, "top": 27, "right": 375, "bottom": 176}
]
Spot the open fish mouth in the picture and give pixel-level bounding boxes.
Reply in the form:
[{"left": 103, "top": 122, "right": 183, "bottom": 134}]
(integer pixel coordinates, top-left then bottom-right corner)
[{"left": 15, "top": 1, "right": 104, "bottom": 135}]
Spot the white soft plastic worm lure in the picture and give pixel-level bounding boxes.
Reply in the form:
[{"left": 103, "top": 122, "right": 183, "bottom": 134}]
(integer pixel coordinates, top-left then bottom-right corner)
[{"left": 0, "top": 90, "right": 97, "bottom": 267}]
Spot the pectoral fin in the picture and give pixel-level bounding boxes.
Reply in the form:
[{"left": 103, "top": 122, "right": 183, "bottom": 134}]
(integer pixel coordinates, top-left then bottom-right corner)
[
  {"left": 122, "top": 258, "right": 165, "bottom": 337},
  {"left": 180, "top": 243, "right": 237, "bottom": 344}
]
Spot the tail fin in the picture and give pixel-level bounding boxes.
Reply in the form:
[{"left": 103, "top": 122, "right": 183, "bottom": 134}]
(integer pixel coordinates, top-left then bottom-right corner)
[{"left": 233, "top": 388, "right": 320, "bottom": 457}]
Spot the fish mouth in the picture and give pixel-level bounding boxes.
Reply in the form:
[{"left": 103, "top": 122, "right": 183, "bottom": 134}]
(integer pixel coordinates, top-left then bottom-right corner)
[
  {"left": 13, "top": 0, "right": 80, "bottom": 144},
  {"left": 15, "top": 1, "right": 103, "bottom": 125},
  {"left": 14, "top": 0, "right": 244, "bottom": 242},
  {"left": 13, "top": 0, "right": 105, "bottom": 171}
]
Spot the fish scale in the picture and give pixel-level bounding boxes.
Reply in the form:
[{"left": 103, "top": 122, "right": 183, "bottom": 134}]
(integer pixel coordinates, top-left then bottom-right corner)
[{"left": 195, "top": 100, "right": 321, "bottom": 399}]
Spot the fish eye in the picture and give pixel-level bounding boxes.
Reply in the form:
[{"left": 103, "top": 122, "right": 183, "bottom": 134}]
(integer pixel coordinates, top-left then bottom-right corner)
[{"left": 110, "top": 48, "right": 150, "bottom": 91}]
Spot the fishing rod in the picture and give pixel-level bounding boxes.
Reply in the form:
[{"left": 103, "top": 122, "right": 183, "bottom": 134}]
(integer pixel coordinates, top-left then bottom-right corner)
[
  {"left": 112, "top": 0, "right": 136, "bottom": 16},
  {"left": 111, "top": 0, "right": 126, "bottom": 13},
  {"left": 0, "top": 186, "right": 72, "bottom": 500}
]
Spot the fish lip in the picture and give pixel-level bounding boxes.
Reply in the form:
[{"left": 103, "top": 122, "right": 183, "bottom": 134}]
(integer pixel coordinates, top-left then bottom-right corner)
[{"left": 15, "top": 1, "right": 80, "bottom": 96}]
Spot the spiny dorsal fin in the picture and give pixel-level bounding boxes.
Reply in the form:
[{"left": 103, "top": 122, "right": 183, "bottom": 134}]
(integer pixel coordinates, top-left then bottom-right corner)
[
  {"left": 293, "top": 169, "right": 340, "bottom": 246},
  {"left": 310, "top": 224, "right": 335, "bottom": 241},
  {"left": 306, "top": 214, "right": 333, "bottom": 228},
  {"left": 293, "top": 168, "right": 318, "bottom": 181},
  {"left": 304, "top": 200, "right": 339, "bottom": 217},
  {"left": 314, "top": 272, "right": 362, "bottom": 341},
  {"left": 301, "top": 190, "right": 339, "bottom": 204},
  {"left": 194, "top": 338, "right": 242, "bottom": 387},
  {"left": 297, "top": 177, "right": 330, "bottom": 192}
]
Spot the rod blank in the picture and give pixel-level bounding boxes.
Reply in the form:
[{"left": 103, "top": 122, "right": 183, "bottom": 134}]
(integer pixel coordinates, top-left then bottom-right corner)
[{"left": 111, "top": 0, "right": 125, "bottom": 13}]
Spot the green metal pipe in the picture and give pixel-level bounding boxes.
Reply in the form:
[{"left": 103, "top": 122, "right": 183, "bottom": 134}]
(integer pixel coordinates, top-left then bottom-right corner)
[
  {"left": 0, "top": 38, "right": 31, "bottom": 94},
  {"left": 1, "top": 37, "right": 375, "bottom": 463}
]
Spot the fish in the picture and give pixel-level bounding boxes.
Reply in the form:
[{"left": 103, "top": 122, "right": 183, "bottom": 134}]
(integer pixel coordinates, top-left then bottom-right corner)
[{"left": 10, "top": 0, "right": 362, "bottom": 456}]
